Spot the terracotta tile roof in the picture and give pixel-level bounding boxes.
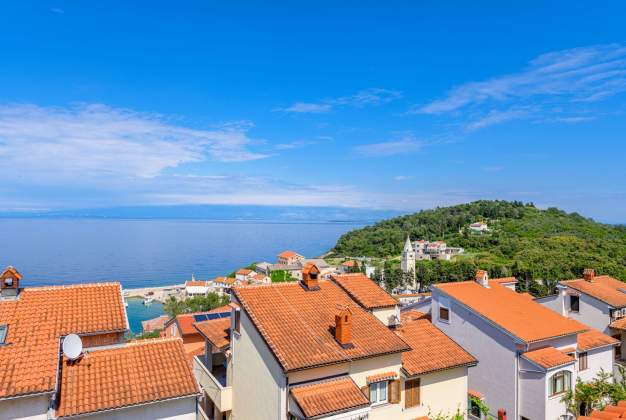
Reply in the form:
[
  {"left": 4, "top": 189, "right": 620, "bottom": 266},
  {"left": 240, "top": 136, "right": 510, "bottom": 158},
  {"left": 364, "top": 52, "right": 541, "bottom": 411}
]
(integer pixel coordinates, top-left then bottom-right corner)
[
  {"left": 493, "top": 277, "right": 518, "bottom": 285},
  {"left": 279, "top": 250, "right": 301, "bottom": 259},
  {"left": 518, "top": 292, "right": 535, "bottom": 300},
  {"left": 341, "top": 260, "right": 357, "bottom": 267},
  {"left": 577, "top": 328, "right": 619, "bottom": 351},
  {"left": 396, "top": 310, "right": 477, "bottom": 376},
  {"left": 183, "top": 341, "right": 206, "bottom": 360},
  {"left": 435, "top": 280, "right": 587, "bottom": 344},
  {"left": 290, "top": 376, "right": 369, "bottom": 419},
  {"left": 610, "top": 317, "right": 626, "bottom": 330},
  {"left": 522, "top": 347, "right": 575, "bottom": 370},
  {"left": 141, "top": 315, "right": 169, "bottom": 333},
  {"left": 236, "top": 269, "right": 253, "bottom": 275},
  {"left": 169, "top": 305, "right": 232, "bottom": 336},
  {"left": 366, "top": 371, "right": 397, "bottom": 383},
  {"left": 561, "top": 276, "right": 626, "bottom": 307},
  {"left": 331, "top": 274, "right": 397, "bottom": 309},
  {"left": 233, "top": 281, "right": 410, "bottom": 372},
  {"left": 185, "top": 280, "right": 208, "bottom": 287},
  {"left": 194, "top": 317, "right": 231, "bottom": 350},
  {"left": 0, "top": 282, "right": 127, "bottom": 399},
  {"left": 56, "top": 338, "right": 199, "bottom": 418}
]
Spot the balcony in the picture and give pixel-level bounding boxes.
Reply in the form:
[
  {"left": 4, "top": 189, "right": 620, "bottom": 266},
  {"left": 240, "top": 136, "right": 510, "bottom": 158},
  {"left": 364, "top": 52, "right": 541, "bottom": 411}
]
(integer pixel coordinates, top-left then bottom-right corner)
[{"left": 193, "top": 355, "right": 232, "bottom": 413}]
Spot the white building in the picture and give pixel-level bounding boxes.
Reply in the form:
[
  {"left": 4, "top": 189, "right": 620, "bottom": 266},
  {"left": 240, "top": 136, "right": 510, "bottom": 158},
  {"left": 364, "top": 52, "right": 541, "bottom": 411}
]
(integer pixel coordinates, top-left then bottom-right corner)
[
  {"left": 537, "top": 269, "right": 626, "bottom": 361},
  {"left": 400, "top": 236, "right": 416, "bottom": 287},
  {"left": 192, "top": 264, "right": 477, "bottom": 420},
  {"left": 469, "top": 222, "right": 489, "bottom": 232},
  {"left": 185, "top": 278, "right": 210, "bottom": 296},
  {"left": 429, "top": 270, "right": 617, "bottom": 420}
]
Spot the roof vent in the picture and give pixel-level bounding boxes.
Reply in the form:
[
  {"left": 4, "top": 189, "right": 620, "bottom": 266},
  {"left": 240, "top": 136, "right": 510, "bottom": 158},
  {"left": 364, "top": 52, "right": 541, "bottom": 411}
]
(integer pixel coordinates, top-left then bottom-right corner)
[
  {"left": 583, "top": 268, "right": 595, "bottom": 282},
  {"left": 302, "top": 263, "right": 321, "bottom": 291},
  {"left": 62, "top": 334, "right": 83, "bottom": 361},
  {"left": 475, "top": 270, "right": 489, "bottom": 288},
  {"left": 334, "top": 306, "right": 353, "bottom": 349}
]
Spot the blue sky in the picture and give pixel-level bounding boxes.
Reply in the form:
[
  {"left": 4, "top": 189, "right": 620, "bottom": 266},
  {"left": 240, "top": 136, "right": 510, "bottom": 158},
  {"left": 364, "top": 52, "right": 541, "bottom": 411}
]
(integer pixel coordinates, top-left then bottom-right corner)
[{"left": 1, "top": 1, "right": 626, "bottom": 222}]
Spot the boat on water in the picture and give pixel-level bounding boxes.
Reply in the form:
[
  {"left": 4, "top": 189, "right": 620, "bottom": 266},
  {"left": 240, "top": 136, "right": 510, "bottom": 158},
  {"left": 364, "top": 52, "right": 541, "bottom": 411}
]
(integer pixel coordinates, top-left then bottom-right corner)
[{"left": 143, "top": 296, "right": 155, "bottom": 305}]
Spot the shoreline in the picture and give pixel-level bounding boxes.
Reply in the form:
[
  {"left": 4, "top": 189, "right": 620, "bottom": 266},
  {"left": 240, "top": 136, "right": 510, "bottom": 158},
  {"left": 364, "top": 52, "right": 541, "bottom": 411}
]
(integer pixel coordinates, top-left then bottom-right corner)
[{"left": 123, "top": 284, "right": 185, "bottom": 303}]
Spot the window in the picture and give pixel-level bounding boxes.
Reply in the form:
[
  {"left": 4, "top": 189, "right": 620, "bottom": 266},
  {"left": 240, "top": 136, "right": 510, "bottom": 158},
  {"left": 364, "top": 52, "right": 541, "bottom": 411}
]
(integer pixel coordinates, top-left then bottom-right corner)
[
  {"left": 369, "top": 381, "right": 388, "bottom": 405},
  {"left": 0, "top": 325, "right": 7, "bottom": 344},
  {"left": 234, "top": 309, "right": 241, "bottom": 334},
  {"left": 405, "top": 378, "right": 420, "bottom": 409},
  {"left": 549, "top": 371, "right": 571, "bottom": 396},
  {"left": 469, "top": 398, "right": 482, "bottom": 419},
  {"left": 579, "top": 352, "right": 588, "bottom": 370},
  {"left": 569, "top": 295, "right": 580, "bottom": 313},
  {"left": 439, "top": 306, "right": 450, "bottom": 322},
  {"left": 171, "top": 324, "right": 177, "bottom": 337}
]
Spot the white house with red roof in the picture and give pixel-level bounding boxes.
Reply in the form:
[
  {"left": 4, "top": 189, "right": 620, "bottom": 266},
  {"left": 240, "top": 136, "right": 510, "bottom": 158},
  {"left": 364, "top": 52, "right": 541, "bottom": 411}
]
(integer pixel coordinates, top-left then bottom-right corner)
[
  {"left": 277, "top": 250, "right": 305, "bottom": 265},
  {"left": 0, "top": 266, "right": 199, "bottom": 420},
  {"left": 430, "top": 270, "right": 617, "bottom": 420},
  {"left": 191, "top": 263, "right": 476, "bottom": 420}
]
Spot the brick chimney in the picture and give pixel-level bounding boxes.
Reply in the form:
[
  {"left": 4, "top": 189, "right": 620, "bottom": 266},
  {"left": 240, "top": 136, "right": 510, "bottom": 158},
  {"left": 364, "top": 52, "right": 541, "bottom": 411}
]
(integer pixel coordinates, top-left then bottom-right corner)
[
  {"left": 334, "top": 306, "right": 353, "bottom": 348},
  {"left": 0, "top": 266, "right": 22, "bottom": 298},
  {"left": 475, "top": 270, "right": 489, "bottom": 288},
  {"left": 302, "top": 263, "right": 321, "bottom": 291},
  {"left": 583, "top": 268, "right": 595, "bottom": 282}
]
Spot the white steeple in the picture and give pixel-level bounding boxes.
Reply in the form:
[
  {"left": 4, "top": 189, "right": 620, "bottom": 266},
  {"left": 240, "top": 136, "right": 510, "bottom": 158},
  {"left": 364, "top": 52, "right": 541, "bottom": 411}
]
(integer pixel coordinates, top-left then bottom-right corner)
[{"left": 401, "top": 235, "right": 416, "bottom": 289}]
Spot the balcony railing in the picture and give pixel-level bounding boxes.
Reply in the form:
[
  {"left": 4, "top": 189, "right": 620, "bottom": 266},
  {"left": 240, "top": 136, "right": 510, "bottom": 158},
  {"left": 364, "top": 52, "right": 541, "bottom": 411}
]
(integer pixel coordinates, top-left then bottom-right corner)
[{"left": 193, "top": 356, "right": 233, "bottom": 413}]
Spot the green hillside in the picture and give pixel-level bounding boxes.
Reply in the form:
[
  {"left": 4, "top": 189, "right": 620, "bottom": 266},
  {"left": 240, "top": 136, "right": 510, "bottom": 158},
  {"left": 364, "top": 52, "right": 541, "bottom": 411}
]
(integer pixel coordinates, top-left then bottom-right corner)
[{"left": 331, "top": 201, "right": 626, "bottom": 295}]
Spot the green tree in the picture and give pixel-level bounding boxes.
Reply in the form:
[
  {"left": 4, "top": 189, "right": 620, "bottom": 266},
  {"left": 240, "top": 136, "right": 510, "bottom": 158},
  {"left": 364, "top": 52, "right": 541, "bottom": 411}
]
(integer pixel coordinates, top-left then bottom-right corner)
[{"left": 163, "top": 292, "right": 230, "bottom": 318}]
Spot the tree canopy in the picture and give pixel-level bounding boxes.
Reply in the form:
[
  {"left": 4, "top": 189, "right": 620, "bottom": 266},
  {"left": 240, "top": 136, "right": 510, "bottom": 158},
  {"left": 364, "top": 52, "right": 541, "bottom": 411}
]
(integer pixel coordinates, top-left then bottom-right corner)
[{"left": 331, "top": 200, "right": 626, "bottom": 295}]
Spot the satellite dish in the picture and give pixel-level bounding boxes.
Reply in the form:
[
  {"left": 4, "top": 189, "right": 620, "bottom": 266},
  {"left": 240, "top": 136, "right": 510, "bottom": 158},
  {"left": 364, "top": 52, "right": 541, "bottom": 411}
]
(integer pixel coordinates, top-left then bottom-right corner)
[{"left": 62, "top": 334, "right": 83, "bottom": 360}]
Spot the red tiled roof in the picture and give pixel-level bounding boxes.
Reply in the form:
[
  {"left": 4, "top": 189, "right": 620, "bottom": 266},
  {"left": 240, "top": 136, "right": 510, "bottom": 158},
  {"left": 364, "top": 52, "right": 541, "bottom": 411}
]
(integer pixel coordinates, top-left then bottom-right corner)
[
  {"left": 522, "top": 347, "right": 575, "bottom": 370},
  {"left": 493, "top": 277, "right": 518, "bottom": 285},
  {"left": 185, "top": 280, "right": 207, "bottom": 287},
  {"left": 233, "top": 281, "right": 410, "bottom": 372},
  {"left": 331, "top": 274, "right": 397, "bottom": 309},
  {"left": 195, "top": 317, "right": 231, "bottom": 349},
  {"left": 341, "top": 260, "right": 357, "bottom": 267},
  {"left": 366, "top": 371, "right": 397, "bottom": 383},
  {"left": 56, "top": 338, "right": 199, "bottom": 418},
  {"left": 396, "top": 310, "right": 477, "bottom": 376},
  {"left": 141, "top": 315, "right": 169, "bottom": 333},
  {"left": 290, "top": 376, "right": 369, "bottom": 418},
  {"left": 279, "top": 250, "right": 301, "bottom": 259},
  {"left": 561, "top": 276, "right": 626, "bottom": 308},
  {"left": 577, "top": 328, "right": 619, "bottom": 352},
  {"left": 435, "top": 280, "right": 587, "bottom": 343},
  {"left": 0, "top": 283, "right": 127, "bottom": 399},
  {"left": 468, "top": 389, "right": 484, "bottom": 400},
  {"left": 236, "top": 269, "right": 253, "bottom": 275},
  {"left": 610, "top": 317, "right": 626, "bottom": 330}
]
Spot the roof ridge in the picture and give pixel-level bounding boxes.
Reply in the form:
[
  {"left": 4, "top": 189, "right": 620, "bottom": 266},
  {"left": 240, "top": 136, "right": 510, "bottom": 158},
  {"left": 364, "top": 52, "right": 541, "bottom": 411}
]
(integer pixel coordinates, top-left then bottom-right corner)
[
  {"left": 126, "top": 337, "right": 183, "bottom": 347},
  {"left": 24, "top": 281, "right": 121, "bottom": 292}
]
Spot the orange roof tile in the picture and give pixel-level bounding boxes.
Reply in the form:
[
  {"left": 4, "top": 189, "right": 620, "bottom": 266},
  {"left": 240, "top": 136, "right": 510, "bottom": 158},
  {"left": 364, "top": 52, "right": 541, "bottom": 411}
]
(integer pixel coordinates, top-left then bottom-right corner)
[
  {"left": 56, "top": 338, "right": 199, "bottom": 418},
  {"left": 236, "top": 268, "right": 253, "bottom": 275},
  {"left": 141, "top": 314, "right": 169, "bottom": 333},
  {"left": 0, "top": 283, "right": 127, "bottom": 399},
  {"left": 366, "top": 371, "right": 397, "bottom": 383},
  {"left": 493, "top": 277, "right": 518, "bottom": 285},
  {"left": 610, "top": 317, "right": 626, "bottom": 330},
  {"left": 331, "top": 274, "right": 397, "bottom": 309},
  {"left": 233, "top": 281, "right": 410, "bottom": 372},
  {"left": 290, "top": 376, "right": 369, "bottom": 418},
  {"left": 341, "top": 260, "right": 357, "bottom": 267},
  {"left": 396, "top": 310, "right": 477, "bottom": 376},
  {"left": 577, "top": 328, "right": 619, "bottom": 352},
  {"left": 435, "top": 280, "right": 587, "bottom": 343},
  {"left": 279, "top": 250, "right": 301, "bottom": 259},
  {"left": 194, "top": 317, "right": 231, "bottom": 350},
  {"left": 185, "top": 280, "right": 207, "bottom": 287},
  {"left": 561, "top": 276, "right": 626, "bottom": 307},
  {"left": 468, "top": 389, "right": 484, "bottom": 400},
  {"left": 522, "top": 347, "right": 575, "bottom": 370}
]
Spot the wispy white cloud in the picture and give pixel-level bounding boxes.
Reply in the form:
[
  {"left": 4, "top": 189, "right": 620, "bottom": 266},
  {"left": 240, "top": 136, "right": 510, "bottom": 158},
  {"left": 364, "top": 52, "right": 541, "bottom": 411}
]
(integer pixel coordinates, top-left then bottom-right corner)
[
  {"left": 417, "top": 44, "right": 626, "bottom": 115},
  {"left": 354, "top": 134, "right": 423, "bottom": 157},
  {"left": 50, "top": 7, "right": 64, "bottom": 14},
  {"left": 273, "top": 136, "right": 333, "bottom": 150},
  {"left": 279, "top": 88, "right": 401, "bottom": 114},
  {"left": 394, "top": 175, "right": 413, "bottom": 181},
  {"left": 465, "top": 107, "right": 532, "bottom": 131},
  {"left": 0, "top": 103, "right": 269, "bottom": 181}
]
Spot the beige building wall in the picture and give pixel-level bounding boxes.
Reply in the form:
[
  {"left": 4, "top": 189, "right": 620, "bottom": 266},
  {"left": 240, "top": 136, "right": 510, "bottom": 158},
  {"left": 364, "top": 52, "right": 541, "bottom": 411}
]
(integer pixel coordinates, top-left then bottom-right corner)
[
  {"left": 232, "top": 310, "right": 287, "bottom": 420},
  {"left": 371, "top": 306, "right": 400, "bottom": 326},
  {"left": 402, "top": 367, "right": 469, "bottom": 419},
  {"left": 0, "top": 394, "right": 49, "bottom": 420}
]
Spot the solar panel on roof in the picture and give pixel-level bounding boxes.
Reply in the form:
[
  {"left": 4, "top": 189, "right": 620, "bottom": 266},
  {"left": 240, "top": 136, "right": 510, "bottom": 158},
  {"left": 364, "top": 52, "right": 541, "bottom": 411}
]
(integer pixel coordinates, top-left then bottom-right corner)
[
  {"left": 206, "top": 312, "right": 231, "bottom": 321},
  {"left": 193, "top": 314, "right": 209, "bottom": 322}
]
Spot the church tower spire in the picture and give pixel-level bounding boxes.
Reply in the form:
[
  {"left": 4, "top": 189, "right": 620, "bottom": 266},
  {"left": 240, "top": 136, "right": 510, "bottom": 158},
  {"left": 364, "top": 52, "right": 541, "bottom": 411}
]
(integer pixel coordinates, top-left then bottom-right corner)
[{"left": 400, "top": 235, "right": 417, "bottom": 290}]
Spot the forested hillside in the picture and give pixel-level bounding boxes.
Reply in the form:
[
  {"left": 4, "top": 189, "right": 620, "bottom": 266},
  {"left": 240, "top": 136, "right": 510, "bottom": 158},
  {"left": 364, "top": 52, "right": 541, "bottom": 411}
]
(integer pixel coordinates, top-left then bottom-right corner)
[{"left": 331, "top": 201, "right": 626, "bottom": 295}]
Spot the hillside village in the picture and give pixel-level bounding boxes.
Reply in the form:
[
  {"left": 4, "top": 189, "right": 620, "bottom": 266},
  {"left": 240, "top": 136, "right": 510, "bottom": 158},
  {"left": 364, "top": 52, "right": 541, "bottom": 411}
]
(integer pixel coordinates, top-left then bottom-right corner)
[{"left": 5, "top": 241, "right": 626, "bottom": 420}]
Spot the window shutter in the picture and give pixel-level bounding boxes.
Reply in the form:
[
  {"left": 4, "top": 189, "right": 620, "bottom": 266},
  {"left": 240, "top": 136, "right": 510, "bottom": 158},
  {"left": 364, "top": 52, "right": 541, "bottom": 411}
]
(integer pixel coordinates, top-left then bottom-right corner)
[
  {"left": 415, "top": 378, "right": 420, "bottom": 405},
  {"left": 361, "top": 385, "right": 370, "bottom": 400},
  {"left": 404, "top": 378, "right": 420, "bottom": 408},
  {"left": 388, "top": 379, "right": 401, "bottom": 404}
]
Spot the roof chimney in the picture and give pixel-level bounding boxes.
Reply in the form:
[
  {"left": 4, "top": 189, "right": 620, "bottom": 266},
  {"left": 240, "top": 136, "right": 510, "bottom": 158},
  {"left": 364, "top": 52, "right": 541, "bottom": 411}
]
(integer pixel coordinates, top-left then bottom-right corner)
[
  {"left": 302, "top": 263, "right": 321, "bottom": 291},
  {"left": 0, "top": 266, "right": 22, "bottom": 298},
  {"left": 583, "top": 268, "right": 595, "bottom": 282},
  {"left": 475, "top": 270, "right": 489, "bottom": 288},
  {"left": 334, "top": 306, "right": 353, "bottom": 348}
]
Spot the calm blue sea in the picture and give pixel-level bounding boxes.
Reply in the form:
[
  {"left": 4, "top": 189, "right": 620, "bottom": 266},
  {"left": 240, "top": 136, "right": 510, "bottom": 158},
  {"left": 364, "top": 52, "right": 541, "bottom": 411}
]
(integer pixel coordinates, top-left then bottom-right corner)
[{"left": 0, "top": 218, "right": 363, "bottom": 333}]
